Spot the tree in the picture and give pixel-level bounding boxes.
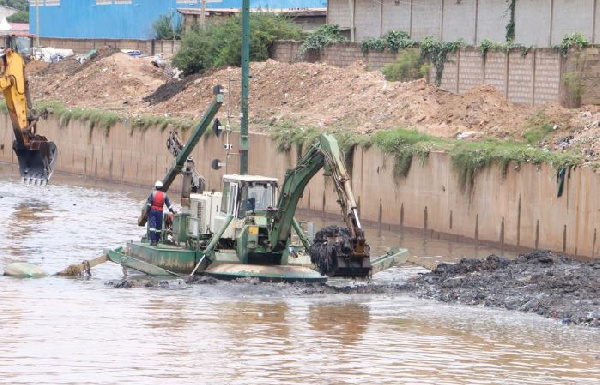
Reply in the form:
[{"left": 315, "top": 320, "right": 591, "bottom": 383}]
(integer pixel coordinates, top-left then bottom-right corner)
[
  {"left": 173, "top": 13, "right": 303, "bottom": 76},
  {"left": 152, "top": 13, "right": 182, "bottom": 41},
  {"left": 0, "top": 0, "right": 29, "bottom": 12},
  {"left": 7, "top": 10, "right": 28, "bottom": 23}
]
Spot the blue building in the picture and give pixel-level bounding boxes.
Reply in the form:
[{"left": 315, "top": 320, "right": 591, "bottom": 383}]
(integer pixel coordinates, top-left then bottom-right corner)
[{"left": 30, "top": 0, "right": 327, "bottom": 40}]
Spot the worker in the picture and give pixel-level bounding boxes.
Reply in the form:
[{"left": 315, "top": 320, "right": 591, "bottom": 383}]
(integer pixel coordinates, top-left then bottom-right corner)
[{"left": 147, "top": 180, "right": 176, "bottom": 246}]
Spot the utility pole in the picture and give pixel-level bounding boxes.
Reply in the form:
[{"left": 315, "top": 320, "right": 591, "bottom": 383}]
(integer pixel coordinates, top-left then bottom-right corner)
[
  {"left": 200, "top": 0, "right": 207, "bottom": 28},
  {"left": 240, "top": 0, "right": 249, "bottom": 174},
  {"left": 35, "top": 0, "right": 40, "bottom": 48}
]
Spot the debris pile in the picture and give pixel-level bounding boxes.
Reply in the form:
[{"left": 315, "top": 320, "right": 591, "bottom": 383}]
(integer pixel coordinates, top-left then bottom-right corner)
[
  {"left": 25, "top": 50, "right": 600, "bottom": 157},
  {"left": 405, "top": 250, "right": 600, "bottom": 327},
  {"left": 30, "top": 50, "right": 169, "bottom": 111}
]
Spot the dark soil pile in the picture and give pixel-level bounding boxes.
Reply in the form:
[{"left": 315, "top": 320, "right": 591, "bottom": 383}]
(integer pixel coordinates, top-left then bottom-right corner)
[
  {"left": 143, "top": 73, "right": 203, "bottom": 105},
  {"left": 406, "top": 250, "right": 600, "bottom": 327}
]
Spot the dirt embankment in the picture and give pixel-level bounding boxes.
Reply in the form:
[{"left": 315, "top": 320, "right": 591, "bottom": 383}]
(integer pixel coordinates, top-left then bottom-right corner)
[
  {"left": 405, "top": 251, "right": 600, "bottom": 327},
  {"left": 26, "top": 51, "right": 600, "bottom": 156}
]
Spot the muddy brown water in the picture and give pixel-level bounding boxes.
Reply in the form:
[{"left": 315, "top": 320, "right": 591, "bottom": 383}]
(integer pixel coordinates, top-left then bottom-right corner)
[{"left": 0, "top": 166, "right": 598, "bottom": 384}]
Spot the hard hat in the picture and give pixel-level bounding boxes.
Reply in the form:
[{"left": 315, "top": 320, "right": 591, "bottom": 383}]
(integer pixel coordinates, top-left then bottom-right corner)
[{"left": 155, "top": 180, "right": 163, "bottom": 188}]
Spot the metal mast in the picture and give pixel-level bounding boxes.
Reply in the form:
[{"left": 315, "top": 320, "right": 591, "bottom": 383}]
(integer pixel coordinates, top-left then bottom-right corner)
[{"left": 240, "top": 0, "right": 250, "bottom": 174}]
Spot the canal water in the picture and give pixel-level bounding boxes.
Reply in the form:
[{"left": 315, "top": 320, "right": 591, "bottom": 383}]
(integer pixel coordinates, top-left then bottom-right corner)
[{"left": 0, "top": 167, "right": 598, "bottom": 384}]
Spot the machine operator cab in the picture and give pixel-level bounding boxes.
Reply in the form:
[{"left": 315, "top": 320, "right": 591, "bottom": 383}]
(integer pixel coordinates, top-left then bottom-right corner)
[{"left": 211, "top": 174, "right": 278, "bottom": 240}]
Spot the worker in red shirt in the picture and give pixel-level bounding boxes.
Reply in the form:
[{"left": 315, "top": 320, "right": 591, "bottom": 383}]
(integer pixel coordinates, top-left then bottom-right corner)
[{"left": 147, "top": 180, "right": 176, "bottom": 246}]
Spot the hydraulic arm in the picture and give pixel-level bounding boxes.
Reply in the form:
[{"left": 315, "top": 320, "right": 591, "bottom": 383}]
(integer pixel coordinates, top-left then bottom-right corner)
[
  {"left": 0, "top": 49, "right": 57, "bottom": 184},
  {"left": 269, "top": 133, "right": 371, "bottom": 277}
]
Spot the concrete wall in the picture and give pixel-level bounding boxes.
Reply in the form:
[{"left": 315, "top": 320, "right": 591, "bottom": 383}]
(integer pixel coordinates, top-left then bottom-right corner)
[
  {"left": 1, "top": 115, "right": 599, "bottom": 258},
  {"left": 329, "top": 0, "right": 600, "bottom": 47},
  {"left": 329, "top": 0, "right": 506, "bottom": 44},
  {"left": 39, "top": 37, "right": 179, "bottom": 54},
  {"left": 272, "top": 41, "right": 565, "bottom": 105}
]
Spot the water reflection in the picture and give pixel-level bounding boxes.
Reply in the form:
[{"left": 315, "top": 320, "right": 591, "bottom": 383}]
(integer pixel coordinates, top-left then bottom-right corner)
[
  {"left": 220, "top": 301, "right": 291, "bottom": 344},
  {"left": 4, "top": 200, "right": 55, "bottom": 260},
  {"left": 308, "top": 302, "right": 369, "bottom": 345}
]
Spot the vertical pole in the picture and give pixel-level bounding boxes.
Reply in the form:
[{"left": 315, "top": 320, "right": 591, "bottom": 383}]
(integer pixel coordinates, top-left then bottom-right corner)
[
  {"left": 240, "top": 0, "right": 250, "bottom": 175},
  {"left": 349, "top": 0, "right": 355, "bottom": 42},
  {"left": 36, "top": 0, "right": 40, "bottom": 48},
  {"left": 200, "top": 0, "right": 207, "bottom": 28}
]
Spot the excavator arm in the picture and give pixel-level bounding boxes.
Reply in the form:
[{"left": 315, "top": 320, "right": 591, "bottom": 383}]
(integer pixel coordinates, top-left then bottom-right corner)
[
  {"left": 268, "top": 133, "right": 371, "bottom": 277},
  {"left": 0, "top": 49, "right": 57, "bottom": 184}
]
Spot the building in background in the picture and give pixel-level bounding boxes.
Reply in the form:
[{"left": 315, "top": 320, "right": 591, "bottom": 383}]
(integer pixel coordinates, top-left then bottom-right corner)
[
  {"left": 29, "top": 0, "right": 327, "bottom": 40},
  {"left": 328, "top": 0, "right": 600, "bottom": 47},
  {"left": 179, "top": 7, "right": 326, "bottom": 33}
]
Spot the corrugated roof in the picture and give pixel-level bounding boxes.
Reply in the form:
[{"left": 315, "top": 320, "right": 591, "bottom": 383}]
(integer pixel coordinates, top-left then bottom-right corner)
[{"left": 178, "top": 7, "right": 326, "bottom": 17}]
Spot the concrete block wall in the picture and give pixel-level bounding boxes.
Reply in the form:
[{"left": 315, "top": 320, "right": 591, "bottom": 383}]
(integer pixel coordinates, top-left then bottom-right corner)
[
  {"left": 533, "top": 49, "right": 562, "bottom": 105},
  {"left": 457, "top": 49, "right": 484, "bottom": 94},
  {"left": 566, "top": 47, "right": 600, "bottom": 106},
  {"left": 271, "top": 41, "right": 305, "bottom": 63},
  {"left": 39, "top": 37, "right": 178, "bottom": 55},
  {"left": 321, "top": 42, "right": 364, "bottom": 66},
  {"left": 507, "top": 51, "right": 535, "bottom": 104},
  {"left": 4, "top": 115, "right": 598, "bottom": 258},
  {"left": 272, "top": 42, "right": 570, "bottom": 105},
  {"left": 484, "top": 51, "right": 508, "bottom": 95}
]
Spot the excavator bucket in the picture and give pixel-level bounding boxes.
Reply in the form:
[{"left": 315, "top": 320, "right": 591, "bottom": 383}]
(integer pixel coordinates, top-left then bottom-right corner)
[
  {"left": 14, "top": 139, "right": 58, "bottom": 185},
  {"left": 309, "top": 226, "right": 372, "bottom": 278}
]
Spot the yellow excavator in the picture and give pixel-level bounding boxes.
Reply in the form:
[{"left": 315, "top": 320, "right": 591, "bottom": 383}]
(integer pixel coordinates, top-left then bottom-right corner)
[{"left": 0, "top": 48, "right": 57, "bottom": 184}]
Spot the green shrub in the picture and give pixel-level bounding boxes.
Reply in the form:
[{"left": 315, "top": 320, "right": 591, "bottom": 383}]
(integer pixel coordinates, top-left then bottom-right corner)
[
  {"left": 555, "top": 32, "right": 589, "bottom": 57},
  {"left": 382, "top": 49, "right": 429, "bottom": 82},
  {"left": 7, "top": 10, "right": 28, "bottom": 23},
  {"left": 173, "top": 13, "right": 302, "bottom": 76},
  {"left": 299, "top": 24, "right": 347, "bottom": 54},
  {"left": 152, "top": 13, "right": 182, "bottom": 40},
  {"left": 523, "top": 114, "right": 554, "bottom": 145},
  {"left": 420, "top": 36, "right": 464, "bottom": 86},
  {"left": 360, "top": 30, "right": 416, "bottom": 54}
]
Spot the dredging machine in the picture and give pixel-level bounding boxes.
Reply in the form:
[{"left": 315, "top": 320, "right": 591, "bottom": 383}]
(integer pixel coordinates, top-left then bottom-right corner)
[{"left": 101, "top": 85, "right": 408, "bottom": 282}]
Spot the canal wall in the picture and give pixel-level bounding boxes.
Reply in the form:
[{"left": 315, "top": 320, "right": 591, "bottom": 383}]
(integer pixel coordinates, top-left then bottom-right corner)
[{"left": 1, "top": 115, "right": 598, "bottom": 259}]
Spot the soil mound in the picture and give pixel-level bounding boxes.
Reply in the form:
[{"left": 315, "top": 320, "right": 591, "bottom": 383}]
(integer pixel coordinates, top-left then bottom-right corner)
[
  {"left": 26, "top": 54, "right": 600, "bottom": 154},
  {"left": 31, "top": 51, "right": 168, "bottom": 110},
  {"left": 406, "top": 250, "right": 600, "bottom": 327}
]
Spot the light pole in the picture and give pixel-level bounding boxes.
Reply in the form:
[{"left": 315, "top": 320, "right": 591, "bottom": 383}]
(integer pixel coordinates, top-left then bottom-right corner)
[
  {"left": 240, "top": 0, "right": 249, "bottom": 174},
  {"left": 35, "top": 0, "right": 40, "bottom": 48}
]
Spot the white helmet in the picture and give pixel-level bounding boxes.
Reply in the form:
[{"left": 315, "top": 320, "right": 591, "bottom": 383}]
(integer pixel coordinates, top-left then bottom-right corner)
[{"left": 155, "top": 180, "right": 163, "bottom": 188}]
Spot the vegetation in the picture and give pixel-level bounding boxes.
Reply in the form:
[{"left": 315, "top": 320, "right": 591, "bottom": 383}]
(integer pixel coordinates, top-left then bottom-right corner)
[
  {"left": 382, "top": 49, "right": 429, "bottom": 82},
  {"left": 360, "top": 30, "right": 416, "bottom": 54},
  {"left": 7, "top": 10, "right": 28, "bottom": 23},
  {"left": 522, "top": 114, "right": 554, "bottom": 145},
  {"left": 554, "top": 32, "right": 589, "bottom": 57},
  {"left": 478, "top": 38, "right": 530, "bottom": 58},
  {"left": 152, "top": 13, "right": 182, "bottom": 41},
  {"left": 420, "top": 36, "right": 465, "bottom": 86},
  {"left": 371, "top": 129, "right": 445, "bottom": 180},
  {"left": 0, "top": 100, "right": 198, "bottom": 137},
  {"left": 299, "top": 24, "right": 347, "bottom": 54},
  {"left": 505, "top": 0, "right": 516, "bottom": 42},
  {"left": 0, "top": 0, "right": 28, "bottom": 11},
  {"left": 268, "top": 122, "right": 583, "bottom": 193},
  {"left": 173, "top": 13, "right": 303, "bottom": 76}
]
